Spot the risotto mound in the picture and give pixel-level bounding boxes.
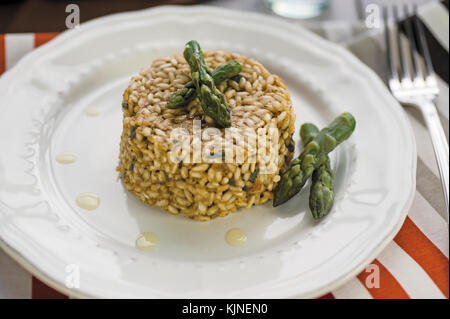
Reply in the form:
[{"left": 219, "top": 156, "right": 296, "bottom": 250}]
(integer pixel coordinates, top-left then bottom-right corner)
[{"left": 117, "top": 50, "right": 295, "bottom": 221}]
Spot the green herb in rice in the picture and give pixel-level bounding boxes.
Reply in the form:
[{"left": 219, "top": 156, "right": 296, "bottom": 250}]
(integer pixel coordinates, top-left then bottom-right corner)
[
  {"left": 130, "top": 126, "right": 137, "bottom": 140},
  {"left": 249, "top": 168, "right": 260, "bottom": 184}
]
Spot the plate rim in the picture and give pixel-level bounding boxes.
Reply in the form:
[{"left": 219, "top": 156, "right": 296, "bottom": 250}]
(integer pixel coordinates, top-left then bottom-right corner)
[{"left": 0, "top": 5, "right": 417, "bottom": 299}]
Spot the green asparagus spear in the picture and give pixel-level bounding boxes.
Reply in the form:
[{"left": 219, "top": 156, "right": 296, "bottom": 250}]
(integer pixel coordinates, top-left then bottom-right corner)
[
  {"left": 166, "top": 86, "right": 197, "bottom": 109},
  {"left": 166, "top": 61, "right": 243, "bottom": 109},
  {"left": 212, "top": 61, "right": 243, "bottom": 84},
  {"left": 300, "top": 123, "right": 320, "bottom": 145},
  {"left": 183, "top": 40, "right": 231, "bottom": 128},
  {"left": 300, "top": 123, "right": 334, "bottom": 220},
  {"left": 273, "top": 112, "right": 355, "bottom": 207},
  {"left": 309, "top": 158, "right": 334, "bottom": 220}
]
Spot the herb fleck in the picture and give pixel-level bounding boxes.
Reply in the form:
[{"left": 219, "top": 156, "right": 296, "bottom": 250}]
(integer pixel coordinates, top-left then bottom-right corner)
[
  {"left": 129, "top": 163, "right": 134, "bottom": 171},
  {"left": 287, "top": 142, "right": 294, "bottom": 152},
  {"left": 249, "top": 168, "right": 260, "bottom": 184},
  {"left": 230, "top": 74, "right": 243, "bottom": 83},
  {"left": 243, "top": 186, "right": 249, "bottom": 192},
  {"left": 122, "top": 100, "right": 129, "bottom": 109},
  {"left": 228, "top": 179, "right": 235, "bottom": 186},
  {"left": 130, "top": 126, "right": 137, "bottom": 140}
]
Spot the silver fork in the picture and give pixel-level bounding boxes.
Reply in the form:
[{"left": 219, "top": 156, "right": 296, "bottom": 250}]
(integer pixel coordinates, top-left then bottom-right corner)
[{"left": 383, "top": 4, "right": 449, "bottom": 220}]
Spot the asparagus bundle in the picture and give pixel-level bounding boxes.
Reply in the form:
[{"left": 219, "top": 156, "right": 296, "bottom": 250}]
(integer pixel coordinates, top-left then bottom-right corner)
[
  {"left": 300, "top": 123, "right": 334, "bottom": 220},
  {"left": 167, "top": 61, "right": 243, "bottom": 109},
  {"left": 273, "top": 112, "right": 356, "bottom": 207},
  {"left": 183, "top": 40, "right": 231, "bottom": 128}
]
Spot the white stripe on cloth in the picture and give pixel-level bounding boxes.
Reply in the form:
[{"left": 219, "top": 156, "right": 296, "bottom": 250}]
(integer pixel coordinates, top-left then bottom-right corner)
[
  {"left": 332, "top": 278, "right": 373, "bottom": 299},
  {"left": 377, "top": 241, "right": 445, "bottom": 299},
  {"left": 409, "top": 191, "right": 449, "bottom": 258},
  {"left": 5, "top": 33, "right": 34, "bottom": 70},
  {"left": 418, "top": 1, "right": 450, "bottom": 52}
]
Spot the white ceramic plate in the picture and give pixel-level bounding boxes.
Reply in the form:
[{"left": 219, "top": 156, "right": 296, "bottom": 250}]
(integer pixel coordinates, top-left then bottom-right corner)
[{"left": 0, "top": 6, "right": 416, "bottom": 298}]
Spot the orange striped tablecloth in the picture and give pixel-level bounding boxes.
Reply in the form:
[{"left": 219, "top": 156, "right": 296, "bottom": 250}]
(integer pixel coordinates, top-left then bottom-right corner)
[{"left": 0, "top": 30, "right": 448, "bottom": 299}]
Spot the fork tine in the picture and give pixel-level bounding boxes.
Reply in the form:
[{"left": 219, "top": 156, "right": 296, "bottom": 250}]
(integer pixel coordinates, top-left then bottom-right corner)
[
  {"left": 412, "top": 4, "right": 434, "bottom": 77},
  {"left": 383, "top": 6, "right": 398, "bottom": 82},
  {"left": 393, "top": 5, "right": 409, "bottom": 80},
  {"left": 403, "top": 4, "right": 422, "bottom": 79}
]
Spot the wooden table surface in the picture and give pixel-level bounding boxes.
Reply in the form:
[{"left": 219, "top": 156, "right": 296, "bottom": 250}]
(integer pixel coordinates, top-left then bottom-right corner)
[
  {"left": 1, "top": 0, "right": 437, "bottom": 33},
  {"left": 0, "top": 0, "right": 206, "bottom": 33}
]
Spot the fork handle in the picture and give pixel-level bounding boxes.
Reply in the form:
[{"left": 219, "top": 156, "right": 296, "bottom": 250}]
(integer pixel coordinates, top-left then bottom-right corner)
[{"left": 420, "top": 100, "right": 449, "bottom": 221}]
